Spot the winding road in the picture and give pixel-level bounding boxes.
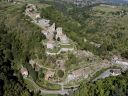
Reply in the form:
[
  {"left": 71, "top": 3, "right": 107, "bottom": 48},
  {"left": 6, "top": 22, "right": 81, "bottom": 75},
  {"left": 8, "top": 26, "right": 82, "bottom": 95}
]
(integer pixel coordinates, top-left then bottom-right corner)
[
  {"left": 92, "top": 69, "right": 112, "bottom": 81},
  {"left": 24, "top": 77, "right": 69, "bottom": 95}
]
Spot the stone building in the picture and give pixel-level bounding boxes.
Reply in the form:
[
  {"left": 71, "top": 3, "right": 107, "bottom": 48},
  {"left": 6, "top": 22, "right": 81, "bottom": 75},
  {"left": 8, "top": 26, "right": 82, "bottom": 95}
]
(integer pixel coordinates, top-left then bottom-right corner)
[
  {"left": 26, "top": 4, "right": 37, "bottom": 12},
  {"left": 45, "top": 70, "right": 55, "bottom": 80},
  {"left": 38, "top": 19, "right": 50, "bottom": 28},
  {"left": 25, "top": 4, "right": 40, "bottom": 20},
  {"left": 46, "top": 41, "right": 55, "bottom": 49},
  {"left": 55, "top": 27, "right": 69, "bottom": 44},
  {"left": 56, "top": 27, "right": 63, "bottom": 40},
  {"left": 48, "top": 23, "right": 56, "bottom": 34},
  {"left": 43, "top": 23, "right": 56, "bottom": 41},
  {"left": 60, "top": 34, "right": 69, "bottom": 44}
]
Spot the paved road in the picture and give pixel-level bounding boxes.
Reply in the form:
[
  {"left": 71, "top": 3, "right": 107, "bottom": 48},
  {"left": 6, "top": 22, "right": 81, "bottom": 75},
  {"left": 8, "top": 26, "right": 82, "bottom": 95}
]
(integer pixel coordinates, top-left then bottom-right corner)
[
  {"left": 24, "top": 78, "right": 69, "bottom": 95},
  {"left": 93, "top": 69, "right": 112, "bottom": 81}
]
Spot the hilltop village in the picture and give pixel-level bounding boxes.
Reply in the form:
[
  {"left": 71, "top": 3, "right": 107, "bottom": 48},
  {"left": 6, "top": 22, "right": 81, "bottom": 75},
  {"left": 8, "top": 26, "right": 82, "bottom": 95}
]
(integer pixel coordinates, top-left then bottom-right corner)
[
  {"left": 25, "top": 4, "right": 75, "bottom": 55},
  {"left": 23, "top": 4, "right": 84, "bottom": 83},
  {"left": 16, "top": 3, "right": 128, "bottom": 95},
  {"left": 1, "top": 0, "right": 128, "bottom": 96}
]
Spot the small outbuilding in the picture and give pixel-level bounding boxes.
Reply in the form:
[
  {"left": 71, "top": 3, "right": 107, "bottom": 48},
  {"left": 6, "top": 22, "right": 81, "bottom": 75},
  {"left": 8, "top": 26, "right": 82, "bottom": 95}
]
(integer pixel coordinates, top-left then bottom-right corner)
[
  {"left": 110, "top": 69, "right": 121, "bottom": 76},
  {"left": 20, "top": 67, "right": 28, "bottom": 77},
  {"left": 46, "top": 41, "right": 55, "bottom": 49}
]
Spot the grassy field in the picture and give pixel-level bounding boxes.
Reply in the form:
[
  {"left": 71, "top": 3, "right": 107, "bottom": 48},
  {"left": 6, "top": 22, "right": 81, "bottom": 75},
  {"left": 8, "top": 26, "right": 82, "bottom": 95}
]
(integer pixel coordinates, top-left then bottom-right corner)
[
  {"left": 24, "top": 78, "right": 38, "bottom": 90},
  {"left": 36, "top": 80, "right": 61, "bottom": 90},
  {"left": 93, "top": 4, "right": 122, "bottom": 12}
]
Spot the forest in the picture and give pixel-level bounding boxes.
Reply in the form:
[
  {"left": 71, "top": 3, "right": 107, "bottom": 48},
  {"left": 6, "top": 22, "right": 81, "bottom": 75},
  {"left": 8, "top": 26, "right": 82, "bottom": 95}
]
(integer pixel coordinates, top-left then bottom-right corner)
[
  {"left": 0, "top": 18, "right": 41, "bottom": 96},
  {"left": 0, "top": 2, "right": 43, "bottom": 96},
  {"left": 0, "top": 0, "right": 128, "bottom": 96},
  {"left": 74, "top": 71, "right": 128, "bottom": 96},
  {"left": 0, "top": 2, "right": 63, "bottom": 96}
]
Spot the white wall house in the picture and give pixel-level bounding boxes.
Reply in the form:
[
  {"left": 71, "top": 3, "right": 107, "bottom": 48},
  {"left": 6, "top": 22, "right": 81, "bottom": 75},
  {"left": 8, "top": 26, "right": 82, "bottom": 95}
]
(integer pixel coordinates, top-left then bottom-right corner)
[
  {"left": 110, "top": 69, "right": 121, "bottom": 76},
  {"left": 20, "top": 68, "right": 28, "bottom": 77},
  {"left": 47, "top": 41, "right": 55, "bottom": 49},
  {"left": 35, "top": 13, "right": 41, "bottom": 19}
]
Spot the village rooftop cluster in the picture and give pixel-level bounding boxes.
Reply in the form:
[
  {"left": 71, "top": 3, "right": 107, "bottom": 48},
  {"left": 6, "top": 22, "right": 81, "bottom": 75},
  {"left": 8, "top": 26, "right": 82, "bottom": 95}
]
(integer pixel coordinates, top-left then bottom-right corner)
[{"left": 25, "top": 4, "right": 75, "bottom": 55}]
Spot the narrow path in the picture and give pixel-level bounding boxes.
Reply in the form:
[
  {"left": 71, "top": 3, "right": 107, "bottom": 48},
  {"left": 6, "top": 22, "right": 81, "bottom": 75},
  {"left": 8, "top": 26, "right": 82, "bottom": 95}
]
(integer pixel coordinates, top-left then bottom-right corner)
[{"left": 24, "top": 77, "right": 69, "bottom": 95}]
